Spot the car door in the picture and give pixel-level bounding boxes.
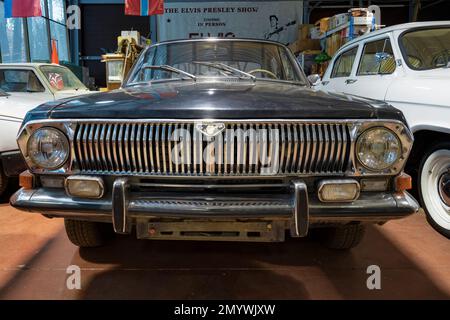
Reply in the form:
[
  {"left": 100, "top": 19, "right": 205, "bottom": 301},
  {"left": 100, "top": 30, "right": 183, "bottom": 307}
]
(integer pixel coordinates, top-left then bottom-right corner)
[
  {"left": 340, "top": 35, "right": 399, "bottom": 100},
  {"left": 320, "top": 45, "right": 360, "bottom": 93}
]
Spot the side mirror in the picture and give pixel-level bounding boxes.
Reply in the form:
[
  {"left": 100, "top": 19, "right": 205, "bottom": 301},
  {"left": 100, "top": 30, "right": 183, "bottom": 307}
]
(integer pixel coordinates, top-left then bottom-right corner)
[
  {"left": 307, "top": 74, "right": 322, "bottom": 86},
  {"left": 375, "top": 52, "right": 392, "bottom": 63}
]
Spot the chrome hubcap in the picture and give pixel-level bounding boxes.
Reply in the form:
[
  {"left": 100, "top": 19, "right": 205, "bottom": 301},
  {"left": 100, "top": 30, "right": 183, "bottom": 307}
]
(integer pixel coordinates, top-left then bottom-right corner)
[{"left": 439, "top": 170, "right": 450, "bottom": 207}]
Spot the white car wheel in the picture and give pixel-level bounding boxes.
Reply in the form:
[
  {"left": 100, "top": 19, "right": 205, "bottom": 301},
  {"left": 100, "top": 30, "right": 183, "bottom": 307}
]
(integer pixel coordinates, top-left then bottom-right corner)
[{"left": 420, "top": 148, "right": 450, "bottom": 237}]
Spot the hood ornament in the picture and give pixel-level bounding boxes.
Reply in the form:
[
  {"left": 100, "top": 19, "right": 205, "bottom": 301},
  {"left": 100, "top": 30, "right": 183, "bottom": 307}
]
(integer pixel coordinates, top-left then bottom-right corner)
[{"left": 195, "top": 122, "right": 225, "bottom": 137}]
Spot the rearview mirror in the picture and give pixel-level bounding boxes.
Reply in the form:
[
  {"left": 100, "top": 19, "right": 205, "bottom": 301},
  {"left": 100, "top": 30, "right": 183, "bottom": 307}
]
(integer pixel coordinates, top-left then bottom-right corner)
[{"left": 307, "top": 74, "right": 322, "bottom": 86}]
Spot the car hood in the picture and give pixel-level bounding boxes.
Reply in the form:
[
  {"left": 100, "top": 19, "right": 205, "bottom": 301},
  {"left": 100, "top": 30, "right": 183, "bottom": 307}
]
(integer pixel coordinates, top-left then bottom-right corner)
[
  {"left": 53, "top": 88, "right": 91, "bottom": 99},
  {"left": 0, "top": 93, "right": 52, "bottom": 120},
  {"left": 27, "top": 80, "right": 405, "bottom": 122}
]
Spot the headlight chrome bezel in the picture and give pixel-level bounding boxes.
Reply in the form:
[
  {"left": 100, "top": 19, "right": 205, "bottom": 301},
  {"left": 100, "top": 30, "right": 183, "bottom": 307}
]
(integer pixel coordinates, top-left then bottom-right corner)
[
  {"left": 353, "top": 122, "right": 413, "bottom": 175},
  {"left": 27, "top": 127, "right": 70, "bottom": 170},
  {"left": 356, "top": 127, "right": 402, "bottom": 171},
  {"left": 17, "top": 121, "right": 76, "bottom": 174}
]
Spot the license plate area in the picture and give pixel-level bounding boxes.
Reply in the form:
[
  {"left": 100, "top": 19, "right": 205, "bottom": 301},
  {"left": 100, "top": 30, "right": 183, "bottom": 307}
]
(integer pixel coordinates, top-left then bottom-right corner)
[{"left": 136, "top": 220, "right": 286, "bottom": 242}]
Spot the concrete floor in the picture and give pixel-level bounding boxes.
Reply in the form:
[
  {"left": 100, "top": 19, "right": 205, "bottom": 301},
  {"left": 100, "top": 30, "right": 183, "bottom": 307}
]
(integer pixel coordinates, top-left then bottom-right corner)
[{"left": 0, "top": 185, "right": 449, "bottom": 300}]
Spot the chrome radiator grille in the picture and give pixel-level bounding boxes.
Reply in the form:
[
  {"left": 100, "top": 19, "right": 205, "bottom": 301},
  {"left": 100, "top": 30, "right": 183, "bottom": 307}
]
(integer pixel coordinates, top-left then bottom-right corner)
[{"left": 73, "top": 121, "right": 352, "bottom": 176}]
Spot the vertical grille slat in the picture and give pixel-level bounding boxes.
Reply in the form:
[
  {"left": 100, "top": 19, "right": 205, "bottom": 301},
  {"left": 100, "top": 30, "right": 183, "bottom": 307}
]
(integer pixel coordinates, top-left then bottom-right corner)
[
  {"left": 73, "top": 121, "right": 353, "bottom": 176},
  {"left": 154, "top": 124, "right": 161, "bottom": 173},
  {"left": 167, "top": 124, "right": 173, "bottom": 174},
  {"left": 315, "top": 124, "right": 324, "bottom": 173},
  {"left": 99, "top": 123, "right": 107, "bottom": 171},
  {"left": 291, "top": 124, "right": 299, "bottom": 173},
  {"left": 135, "top": 124, "right": 142, "bottom": 173},
  {"left": 123, "top": 124, "right": 131, "bottom": 172},
  {"left": 93, "top": 124, "right": 101, "bottom": 171},
  {"left": 340, "top": 125, "right": 349, "bottom": 172},
  {"left": 309, "top": 124, "right": 318, "bottom": 173},
  {"left": 75, "top": 124, "right": 85, "bottom": 171},
  {"left": 82, "top": 124, "right": 90, "bottom": 170},
  {"left": 130, "top": 124, "right": 137, "bottom": 172},
  {"left": 297, "top": 124, "right": 305, "bottom": 173},
  {"left": 185, "top": 123, "right": 191, "bottom": 174},
  {"left": 148, "top": 124, "right": 155, "bottom": 173},
  {"left": 326, "top": 124, "right": 337, "bottom": 172}
]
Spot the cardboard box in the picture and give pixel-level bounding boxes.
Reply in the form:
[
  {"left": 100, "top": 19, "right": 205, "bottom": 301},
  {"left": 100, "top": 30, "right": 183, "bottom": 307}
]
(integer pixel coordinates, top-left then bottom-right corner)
[
  {"left": 334, "top": 13, "right": 349, "bottom": 28},
  {"left": 310, "top": 26, "right": 322, "bottom": 39},
  {"left": 121, "top": 30, "right": 140, "bottom": 42},
  {"left": 353, "top": 16, "right": 374, "bottom": 25},
  {"left": 315, "top": 17, "right": 330, "bottom": 33},
  {"left": 290, "top": 39, "right": 321, "bottom": 54},
  {"left": 348, "top": 8, "right": 369, "bottom": 17},
  {"left": 298, "top": 24, "right": 314, "bottom": 40}
]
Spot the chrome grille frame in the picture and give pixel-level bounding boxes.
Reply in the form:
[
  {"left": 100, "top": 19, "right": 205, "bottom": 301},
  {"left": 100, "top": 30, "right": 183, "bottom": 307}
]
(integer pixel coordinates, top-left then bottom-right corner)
[
  {"left": 16, "top": 119, "right": 414, "bottom": 177},
  {"left": 72, "top": 121, "right": 352, "bottom": 177}
]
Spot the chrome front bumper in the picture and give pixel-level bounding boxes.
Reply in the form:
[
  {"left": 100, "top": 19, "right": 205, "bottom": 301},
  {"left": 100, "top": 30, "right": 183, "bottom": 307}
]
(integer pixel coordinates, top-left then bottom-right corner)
[{"left": 10, "top": 178, "right": 420, "bottom": 237}]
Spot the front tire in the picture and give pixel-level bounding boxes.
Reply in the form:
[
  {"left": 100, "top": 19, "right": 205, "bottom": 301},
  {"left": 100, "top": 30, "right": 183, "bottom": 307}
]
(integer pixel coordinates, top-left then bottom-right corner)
[
  {"left": 316, "top": 224, "right": 366, "bottom": 250},
  {"left": 418, "top": 143, "right": 450, "bottom": 238},
  {"left": 64, "top": 219, "right": 113, "bottom": 247}
]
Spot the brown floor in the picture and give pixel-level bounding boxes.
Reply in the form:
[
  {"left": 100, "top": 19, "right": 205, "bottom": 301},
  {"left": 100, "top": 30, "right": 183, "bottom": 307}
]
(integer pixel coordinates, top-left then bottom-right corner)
[{"left": 0, "top": 185, "right": 449, "bottom": 300}]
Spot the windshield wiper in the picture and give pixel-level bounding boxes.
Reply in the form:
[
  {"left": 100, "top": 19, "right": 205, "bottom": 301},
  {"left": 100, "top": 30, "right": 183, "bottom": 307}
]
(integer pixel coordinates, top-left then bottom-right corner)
[
  {"left": 192, "top": 61, "right": 256, "bottom": 81},
  {"left": 141, "top": 64, "right": 197, "bottom": 81}
]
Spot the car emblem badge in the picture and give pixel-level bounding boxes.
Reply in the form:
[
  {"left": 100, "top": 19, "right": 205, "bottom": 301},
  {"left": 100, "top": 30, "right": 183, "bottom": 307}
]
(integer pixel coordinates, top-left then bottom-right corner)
[{"left": 195, "top": 122, "right": 225, "bottom": 137}]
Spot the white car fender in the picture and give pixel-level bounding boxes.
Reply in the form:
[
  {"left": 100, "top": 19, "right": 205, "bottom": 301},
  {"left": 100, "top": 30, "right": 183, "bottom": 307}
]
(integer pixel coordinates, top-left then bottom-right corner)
[{"left": 385, "top": 74, "right": 450, "bottom": 134}]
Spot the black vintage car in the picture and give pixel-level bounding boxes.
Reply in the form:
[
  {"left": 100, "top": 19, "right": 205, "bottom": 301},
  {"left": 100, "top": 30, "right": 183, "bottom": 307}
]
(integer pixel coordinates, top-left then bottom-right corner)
[{"left": 11, "top": 39, "right": 419, "bottom": 249}]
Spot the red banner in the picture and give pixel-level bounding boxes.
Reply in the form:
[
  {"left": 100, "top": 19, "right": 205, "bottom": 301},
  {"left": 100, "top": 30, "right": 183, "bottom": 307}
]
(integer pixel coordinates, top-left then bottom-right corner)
[
  {"left": 125, "top": 0, "right": 164, "bottom": 16},
  {"left": 5, "top": 0, "right": 42, "bottom": 18}
]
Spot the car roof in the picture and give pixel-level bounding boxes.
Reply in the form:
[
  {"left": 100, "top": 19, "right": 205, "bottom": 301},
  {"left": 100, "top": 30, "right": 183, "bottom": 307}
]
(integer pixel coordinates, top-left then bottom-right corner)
[
  {"left": 0, "top": 63, "right": 66, "bottom": 68},
  {"left": 154, "top": 37, "right": 287, "bottom": 47},
  {"left": 340, "top": 21, "right": 450, "bottom": 51}
]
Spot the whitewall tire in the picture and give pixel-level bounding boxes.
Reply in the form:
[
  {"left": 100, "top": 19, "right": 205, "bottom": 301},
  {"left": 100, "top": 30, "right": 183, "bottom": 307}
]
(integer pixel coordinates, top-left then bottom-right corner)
[{"left": 419, "top": 144, "right": 450, "bottom": 238}]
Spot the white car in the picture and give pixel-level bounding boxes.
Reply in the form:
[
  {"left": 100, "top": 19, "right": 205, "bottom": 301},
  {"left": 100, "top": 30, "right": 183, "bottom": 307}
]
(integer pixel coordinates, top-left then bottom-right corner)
[
  {"left": 314, "top": 21, "right": 450, "bottom": 238},
  {"left": 0, "top": 63, "right": 90, "bottom": 195}
]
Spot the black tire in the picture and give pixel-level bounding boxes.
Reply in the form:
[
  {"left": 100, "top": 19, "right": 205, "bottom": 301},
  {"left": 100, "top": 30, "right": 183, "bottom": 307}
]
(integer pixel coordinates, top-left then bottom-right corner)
[
  {"left": 0, "top": 166, "right": 9, "bottom": 197},
  {"left": 317, "top": 224, "right": 366, "bottom": 250},
  {"left": 64, "top": 219, "right": 113, "bottom": 247},
  {"left": 418, "top": 142, "right": 450, "bottom": 239}
]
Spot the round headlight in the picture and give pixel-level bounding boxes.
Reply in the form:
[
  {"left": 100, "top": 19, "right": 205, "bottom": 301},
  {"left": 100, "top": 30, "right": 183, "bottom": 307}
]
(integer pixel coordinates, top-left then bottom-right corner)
[
  {"left": 27, "top": 127, "right": 69, "bottom": 170},
  {"left": 356, "top": 127, "right": 401, "bottom": 171}
]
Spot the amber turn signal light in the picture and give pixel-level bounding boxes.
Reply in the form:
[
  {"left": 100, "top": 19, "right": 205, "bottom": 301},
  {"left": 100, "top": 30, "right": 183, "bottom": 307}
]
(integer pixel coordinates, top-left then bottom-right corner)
[
  {"left": 395, "top": 173, "right": 412, "bottom": 192},
  {"left": 19, "top": 170, "right": 35, "bottom": 190}
]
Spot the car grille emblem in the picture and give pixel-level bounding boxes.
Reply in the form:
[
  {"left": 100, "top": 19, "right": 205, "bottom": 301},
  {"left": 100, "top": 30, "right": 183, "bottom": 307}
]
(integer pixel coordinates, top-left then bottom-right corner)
[{"left": 195, "top": 122, "right": 226, "bottom": 137}]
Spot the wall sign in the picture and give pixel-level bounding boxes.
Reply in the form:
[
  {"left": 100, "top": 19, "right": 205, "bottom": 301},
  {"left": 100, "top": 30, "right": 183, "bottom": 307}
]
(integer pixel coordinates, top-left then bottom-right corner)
[{"left": 158, "top": 1, "right": 303, "bottom": 45}]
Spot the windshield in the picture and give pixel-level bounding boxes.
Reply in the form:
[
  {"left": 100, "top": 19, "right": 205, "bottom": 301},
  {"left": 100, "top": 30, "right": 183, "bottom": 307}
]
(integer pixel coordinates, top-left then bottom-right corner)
[
  {"left": 400, "top": 27, "right": 450, "bottom": 70},
  {"left": 125, "top": 40, "right": 306, "bottom": 85},
  {"left": 39, "top": 65, "right": 87, "bottom": 91}
]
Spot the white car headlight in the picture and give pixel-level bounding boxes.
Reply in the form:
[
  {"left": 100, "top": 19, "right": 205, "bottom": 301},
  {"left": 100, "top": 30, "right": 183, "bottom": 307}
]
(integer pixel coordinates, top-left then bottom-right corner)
[
  {"left": 27, "top": 127, "right": 69, "bottom": 170},
  {"left": 356, "top": 127, "right": 401, "bottom": 171}
]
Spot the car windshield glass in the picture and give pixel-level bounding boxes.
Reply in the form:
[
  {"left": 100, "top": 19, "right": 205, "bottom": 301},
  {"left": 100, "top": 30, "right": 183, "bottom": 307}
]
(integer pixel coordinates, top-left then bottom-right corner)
[
  {"left": 126, "top": 40, "right": 306, "bottom": 85},
  {"left": 39, "top": 65, "right": 87, "bottom": 91},
  {"left": 400, "top": 27, "right": 450, "bottom": 70}
]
